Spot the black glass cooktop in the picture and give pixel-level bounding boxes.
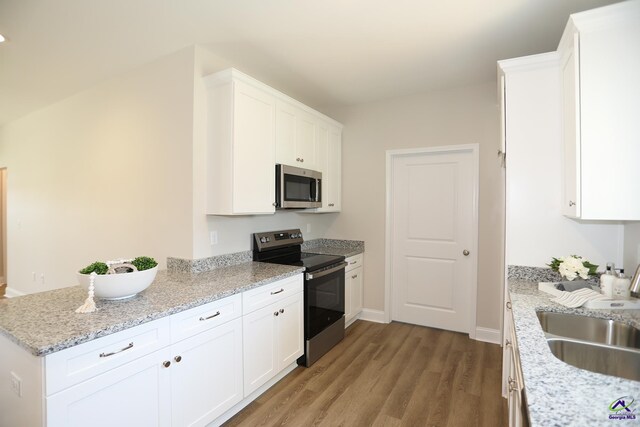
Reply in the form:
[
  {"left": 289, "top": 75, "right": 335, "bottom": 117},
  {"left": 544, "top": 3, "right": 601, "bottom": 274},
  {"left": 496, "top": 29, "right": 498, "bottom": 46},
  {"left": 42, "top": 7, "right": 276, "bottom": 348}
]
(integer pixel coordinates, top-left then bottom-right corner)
[{"left": 259, "top": 252, "right": 344, "bottom": 272}]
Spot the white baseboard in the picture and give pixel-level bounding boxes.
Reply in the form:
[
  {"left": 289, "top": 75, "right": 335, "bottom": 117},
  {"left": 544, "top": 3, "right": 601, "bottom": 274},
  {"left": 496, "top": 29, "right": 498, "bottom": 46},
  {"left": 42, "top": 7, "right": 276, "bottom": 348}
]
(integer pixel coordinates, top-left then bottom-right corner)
[
  {"left": 474, "top": 326, "right": 501, "bottom": 344},
  {"left": 359, "top": 308, "right": 388, "bottom": 324},
  {"left": 5, "top": 287, "right": 25, "bottom": 298}
]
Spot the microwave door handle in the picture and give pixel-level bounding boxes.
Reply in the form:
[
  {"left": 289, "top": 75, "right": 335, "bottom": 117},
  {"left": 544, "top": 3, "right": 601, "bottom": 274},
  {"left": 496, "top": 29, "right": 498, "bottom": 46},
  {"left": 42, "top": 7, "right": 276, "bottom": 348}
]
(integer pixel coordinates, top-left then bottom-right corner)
[{"left": 315, "top": 179, "right": 319, "bottom": 202}]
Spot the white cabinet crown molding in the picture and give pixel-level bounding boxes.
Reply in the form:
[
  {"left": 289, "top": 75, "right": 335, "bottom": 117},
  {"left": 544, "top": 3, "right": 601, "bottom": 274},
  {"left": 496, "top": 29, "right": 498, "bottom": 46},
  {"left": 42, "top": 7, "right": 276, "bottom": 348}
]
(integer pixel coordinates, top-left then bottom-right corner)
[{"left": 205, "top": 68, "right": 343, "bottom": 129}]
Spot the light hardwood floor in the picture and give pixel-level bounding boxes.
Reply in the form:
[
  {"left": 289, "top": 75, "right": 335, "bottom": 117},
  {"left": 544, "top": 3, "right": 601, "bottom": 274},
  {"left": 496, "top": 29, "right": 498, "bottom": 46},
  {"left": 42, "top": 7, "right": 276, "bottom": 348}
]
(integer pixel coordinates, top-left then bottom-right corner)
[{"left": 225, "top": 320, "right": 507, "bottom": 427}]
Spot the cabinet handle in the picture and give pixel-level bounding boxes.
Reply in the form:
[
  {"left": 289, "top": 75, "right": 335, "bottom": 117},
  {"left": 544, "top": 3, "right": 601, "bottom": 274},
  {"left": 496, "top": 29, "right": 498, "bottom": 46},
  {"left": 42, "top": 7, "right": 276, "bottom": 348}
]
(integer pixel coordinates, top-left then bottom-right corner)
[
  {"left": 300, "top": 158, "right": 304, "bottom": 163},
  {"left": 279, "top": 308, "right": 285, "bottom": 314},
  {"left": 174, "top": 355, "right": 182, "bottom": 363},
  {"left": 296, "top": 157, "right": 301, "bottom": 162},
  {"left": 272, "top": 202, "right": 277, "bottom": 207},
  {"left": 352, "top": 274, "right": 358, "bottom": 279},
  {"left": 328, "top": 203, "right": 334, "bottom": 207},
  {"left": 508, "top": 377, "right": 517, "bottom": 392},
  {"left": 274, "top": 311, "right": 279, "bottom": 317},
  {"left": 569, "top": 201, "right": 576, "bottom": 207},
  {"left": 271, "top": 288, "right": 284, "bottom": 295},
  {"left": 505, "top": 339, "right": 512, "bottom": 348},
  {"left": 199, "top": 311, "right": 221, "bottom": 321},
  {"left": 162, "top": 361, "right": 171, "bottom": 368},
  {"left": 99, "top": 342, "right": 134, "bottom": 358},
  {"left": 506, "top": 301, "right": 512, "bottom": 310},
  {"left": 349, "top": 261, "right": 357, "bottom": 265}
]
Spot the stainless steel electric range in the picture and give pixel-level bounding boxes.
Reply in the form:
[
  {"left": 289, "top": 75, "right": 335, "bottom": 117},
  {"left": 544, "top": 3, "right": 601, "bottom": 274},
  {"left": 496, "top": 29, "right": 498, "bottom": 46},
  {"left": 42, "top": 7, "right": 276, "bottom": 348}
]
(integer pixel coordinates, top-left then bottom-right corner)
[{"left": 253, "top": 229, "right": 346, "bottom": 367}]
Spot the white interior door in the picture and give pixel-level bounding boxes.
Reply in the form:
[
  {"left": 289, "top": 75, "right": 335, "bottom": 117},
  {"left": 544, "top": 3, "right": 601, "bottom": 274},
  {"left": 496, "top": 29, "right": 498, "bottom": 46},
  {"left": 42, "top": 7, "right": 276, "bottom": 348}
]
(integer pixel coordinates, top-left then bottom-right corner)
[{"left": 389, "top": 147, "right": 477, "bottom": 333}]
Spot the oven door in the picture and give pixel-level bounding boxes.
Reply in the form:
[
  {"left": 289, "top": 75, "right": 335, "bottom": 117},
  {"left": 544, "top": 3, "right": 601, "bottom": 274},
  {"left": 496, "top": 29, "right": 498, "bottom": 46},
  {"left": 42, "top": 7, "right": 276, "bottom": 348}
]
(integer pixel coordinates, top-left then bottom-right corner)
[
  {"left": 304, "top": 262, "right": 347, "bottom": 339},
  {"left": 276, "top": 164, "right": 322, "bottom": 209}
]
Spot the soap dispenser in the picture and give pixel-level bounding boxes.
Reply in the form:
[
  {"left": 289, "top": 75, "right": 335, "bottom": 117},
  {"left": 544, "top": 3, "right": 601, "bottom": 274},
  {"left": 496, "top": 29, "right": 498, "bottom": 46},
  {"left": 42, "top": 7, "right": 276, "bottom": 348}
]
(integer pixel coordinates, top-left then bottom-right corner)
[
  {"left": 600, "top": 263, "right": 616, "bottom": 298},
  {"left": 613, "top": 268, "right": 631, "bottom": 298}
]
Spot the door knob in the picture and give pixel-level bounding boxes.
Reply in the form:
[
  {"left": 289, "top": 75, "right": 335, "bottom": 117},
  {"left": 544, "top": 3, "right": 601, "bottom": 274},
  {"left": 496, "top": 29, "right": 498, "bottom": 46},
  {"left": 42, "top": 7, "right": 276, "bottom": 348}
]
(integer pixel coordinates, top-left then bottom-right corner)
[{"left": 463, "top": 249, "right": 470, "bottom": 256}]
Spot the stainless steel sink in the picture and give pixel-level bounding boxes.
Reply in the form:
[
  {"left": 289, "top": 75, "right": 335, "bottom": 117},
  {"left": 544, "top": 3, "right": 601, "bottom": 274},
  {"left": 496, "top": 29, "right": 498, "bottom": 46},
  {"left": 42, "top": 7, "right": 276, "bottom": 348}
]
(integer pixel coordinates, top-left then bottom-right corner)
[
  {"left": 547, "top": 338, "right": 640, "bottom": 382},
  {"left": 536, "top": 311, "right": 640, "bottom": 350},
  {"left": 536, "top": 311, "right": 640, "bottom": 381}
]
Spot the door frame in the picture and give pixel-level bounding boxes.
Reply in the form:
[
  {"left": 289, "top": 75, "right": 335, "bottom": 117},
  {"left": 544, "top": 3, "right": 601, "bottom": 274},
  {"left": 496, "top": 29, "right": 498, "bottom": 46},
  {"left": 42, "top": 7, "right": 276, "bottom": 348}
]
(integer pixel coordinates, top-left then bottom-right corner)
[{"left": 384, "top": 144, "right": 479, "bottom": 338}]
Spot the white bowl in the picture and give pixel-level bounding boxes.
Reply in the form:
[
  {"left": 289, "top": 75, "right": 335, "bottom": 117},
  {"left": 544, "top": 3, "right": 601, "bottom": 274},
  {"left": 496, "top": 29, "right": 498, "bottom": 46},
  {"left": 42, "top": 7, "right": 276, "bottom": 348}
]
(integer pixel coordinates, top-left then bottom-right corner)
[{"left": 77, "top": 266, "right": 158, "bottom": 300}]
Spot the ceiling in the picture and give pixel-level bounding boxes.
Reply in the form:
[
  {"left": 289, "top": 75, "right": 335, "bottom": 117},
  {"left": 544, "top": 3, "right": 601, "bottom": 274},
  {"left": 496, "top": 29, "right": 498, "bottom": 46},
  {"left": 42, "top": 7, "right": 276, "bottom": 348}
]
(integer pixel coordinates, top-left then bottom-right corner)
[{"left": 0, "top": 0, "right": 621, "bottom": 125}]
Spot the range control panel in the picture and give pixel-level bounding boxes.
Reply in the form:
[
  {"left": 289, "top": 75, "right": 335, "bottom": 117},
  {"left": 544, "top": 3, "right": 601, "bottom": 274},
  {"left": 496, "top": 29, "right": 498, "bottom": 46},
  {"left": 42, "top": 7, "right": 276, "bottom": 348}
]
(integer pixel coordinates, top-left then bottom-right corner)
[{"left": 253, "top": 229, "right": 304, "bottom": 252}]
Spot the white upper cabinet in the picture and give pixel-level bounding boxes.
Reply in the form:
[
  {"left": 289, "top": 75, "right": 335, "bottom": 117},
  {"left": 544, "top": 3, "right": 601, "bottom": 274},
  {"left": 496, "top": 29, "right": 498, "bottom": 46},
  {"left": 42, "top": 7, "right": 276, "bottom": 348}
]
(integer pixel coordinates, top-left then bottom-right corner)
[
  {"left": 560, "top": 1, "right": 640, "bottom": 220},
  {"left": 205, "top": 68, "right": 343, "bottom": 215},
  {"left": 275, "top": 100, "right": 318, "bottom": 170},
  {"left": 205, "top": 70, "right": 276, "bottom": 215}
]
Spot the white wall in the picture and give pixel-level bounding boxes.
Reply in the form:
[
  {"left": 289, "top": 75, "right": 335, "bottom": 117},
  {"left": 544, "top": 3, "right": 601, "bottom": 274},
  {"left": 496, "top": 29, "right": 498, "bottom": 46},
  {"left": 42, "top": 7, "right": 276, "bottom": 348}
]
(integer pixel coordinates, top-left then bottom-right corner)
[
  {"left": 325, "top": 82, "right": 505, "bottom": 331},
  {"left": 504, "top": 57, "right": 623, "bottom": 270},
  {"left": 0, "top": 48, "right": 196, "bottom": 294},
  {"left": 0, "top": 168, "right": 5, "bottom": 283}
]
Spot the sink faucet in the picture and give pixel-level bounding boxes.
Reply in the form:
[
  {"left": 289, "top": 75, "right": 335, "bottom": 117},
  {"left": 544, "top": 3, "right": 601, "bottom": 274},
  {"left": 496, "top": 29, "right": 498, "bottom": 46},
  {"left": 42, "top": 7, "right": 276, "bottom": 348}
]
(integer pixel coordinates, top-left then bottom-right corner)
[{"left": 631, "top": 264, "right": 640, "bottom": 298}]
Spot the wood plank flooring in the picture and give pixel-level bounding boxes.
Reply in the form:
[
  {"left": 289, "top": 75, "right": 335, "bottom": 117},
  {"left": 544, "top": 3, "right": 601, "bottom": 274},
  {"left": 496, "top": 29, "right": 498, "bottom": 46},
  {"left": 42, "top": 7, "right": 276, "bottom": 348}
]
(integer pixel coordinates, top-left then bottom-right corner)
[{"left": 225, "top": 320, "right": 507, "bottom": 427}]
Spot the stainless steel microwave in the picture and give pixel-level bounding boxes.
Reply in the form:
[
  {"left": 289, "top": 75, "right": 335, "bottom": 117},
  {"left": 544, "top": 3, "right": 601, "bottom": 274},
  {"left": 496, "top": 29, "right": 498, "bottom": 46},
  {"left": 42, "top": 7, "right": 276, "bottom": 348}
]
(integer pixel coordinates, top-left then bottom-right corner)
[{"left": 275, "top": 164, "right": 322, "bottom": 209}]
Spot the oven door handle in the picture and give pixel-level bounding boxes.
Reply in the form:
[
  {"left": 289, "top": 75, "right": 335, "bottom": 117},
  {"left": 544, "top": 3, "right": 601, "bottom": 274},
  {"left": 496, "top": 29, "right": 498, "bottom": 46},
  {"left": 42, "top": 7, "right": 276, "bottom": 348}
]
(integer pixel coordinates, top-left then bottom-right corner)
[{"left": 305, "top": 262, "right": 348, "bottom": 280}]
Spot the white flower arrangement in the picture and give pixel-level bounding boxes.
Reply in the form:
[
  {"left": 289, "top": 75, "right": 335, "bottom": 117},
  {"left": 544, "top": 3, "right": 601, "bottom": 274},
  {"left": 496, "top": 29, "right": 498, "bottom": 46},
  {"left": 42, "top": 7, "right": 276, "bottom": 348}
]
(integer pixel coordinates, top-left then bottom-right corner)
[{"left": 548, "top": 255, "right": 598, "bottom": 281}]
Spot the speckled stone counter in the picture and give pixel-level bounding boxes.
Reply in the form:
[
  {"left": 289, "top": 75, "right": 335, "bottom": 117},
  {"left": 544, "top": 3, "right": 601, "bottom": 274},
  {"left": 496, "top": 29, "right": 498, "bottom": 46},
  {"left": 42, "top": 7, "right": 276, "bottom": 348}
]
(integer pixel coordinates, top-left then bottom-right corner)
[
  {"left": 508, "top": 278, "right": 640, "bottom": 427},
  {"left": 0, "top": 262, "right": 303, "bottom": 357},
  {"left": 302, "top": 238, "right": 364, "bottom": 258}
]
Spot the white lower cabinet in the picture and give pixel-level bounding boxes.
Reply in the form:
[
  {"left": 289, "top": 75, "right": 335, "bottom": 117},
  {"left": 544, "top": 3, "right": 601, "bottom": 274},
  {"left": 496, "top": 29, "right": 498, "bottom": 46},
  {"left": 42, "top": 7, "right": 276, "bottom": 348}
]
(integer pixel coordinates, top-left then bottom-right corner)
[
  {"left": 47, "top": 348, "right": 172, "bottom": 427},
  {"left": 243, "top": 291, "right": 303, "bottom": 396},
  {"left": 4, "top": 274, "right": 304, "bottom": 427},
  {"left": 170, "top": 317, "right": 243, "bottom": 427},
  {"left": 344, "top": 254, "right": 364, "bottom": 327},
  {"left": 503, "top": 297, "right": 528, "bottom": 427}
]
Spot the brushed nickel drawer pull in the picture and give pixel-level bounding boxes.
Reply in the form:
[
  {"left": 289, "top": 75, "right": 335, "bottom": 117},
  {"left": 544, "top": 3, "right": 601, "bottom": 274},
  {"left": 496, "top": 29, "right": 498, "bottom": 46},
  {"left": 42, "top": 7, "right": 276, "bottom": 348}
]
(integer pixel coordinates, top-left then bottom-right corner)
[
  {"left": 271, "top": 288, "right": 284, "bottom": 295},
  {"left": 99, "top": 342, "right": 134, "bottom": 358},
  {"left": 199, "top": 311, "right": 221, "bottom": 321},
  {"left": 352, "top": 275, "right": 358, "bottom": 279},
  {"left": 350, "top": 261, "right": 357, "bottom": 265}
]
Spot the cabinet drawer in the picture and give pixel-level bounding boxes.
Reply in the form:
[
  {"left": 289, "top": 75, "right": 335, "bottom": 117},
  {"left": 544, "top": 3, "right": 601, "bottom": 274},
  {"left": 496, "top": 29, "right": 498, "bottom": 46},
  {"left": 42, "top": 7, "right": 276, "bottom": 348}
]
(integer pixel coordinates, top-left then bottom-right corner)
[
  {"left": 242, "top": 274, "right": 303, "bottom": 315},
  {"left": 345, "top": 254, "right": 363, "bottom": 272},
  {"left": 45, "top": 317, "right": 171, "bottom": 395},
  {"left": 170, "top": 293, "right": 242, "bottom": 343}
]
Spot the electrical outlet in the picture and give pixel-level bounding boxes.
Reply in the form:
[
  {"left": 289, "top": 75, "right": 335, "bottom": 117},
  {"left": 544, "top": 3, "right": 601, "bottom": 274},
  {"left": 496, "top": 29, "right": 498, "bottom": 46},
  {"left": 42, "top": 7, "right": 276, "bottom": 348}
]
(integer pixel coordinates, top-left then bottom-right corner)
[
  {"left": 10, "top": 372, "right": 22, "bottom": 397},
  {"left": 210, "top": 231, "right": 218, "bottom": 245}
]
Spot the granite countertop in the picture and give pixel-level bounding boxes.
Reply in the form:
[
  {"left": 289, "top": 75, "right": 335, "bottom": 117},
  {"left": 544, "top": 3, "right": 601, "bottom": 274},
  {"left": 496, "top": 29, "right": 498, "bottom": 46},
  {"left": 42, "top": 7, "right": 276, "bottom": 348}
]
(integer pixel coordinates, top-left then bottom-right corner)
[
  {"left": 0, "top": 262, "right": 304, "bottom": 357},
  {"left": 508, "top": 279, "right": 640, "bottom": 427},
  {"left": 302, "top": 238, "right": 364, "bottom": 258}
]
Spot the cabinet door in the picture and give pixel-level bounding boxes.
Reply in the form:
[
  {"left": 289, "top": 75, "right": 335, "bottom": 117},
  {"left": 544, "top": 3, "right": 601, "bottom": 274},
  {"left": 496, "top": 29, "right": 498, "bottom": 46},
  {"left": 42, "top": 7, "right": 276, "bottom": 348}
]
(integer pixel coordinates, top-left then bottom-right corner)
[
  {"left": 171, "top": 318, "right": 243, "bottom": 427},
  {"left": 344, "top": 272, "right": 353, "bottom": 325},
  {"left": 327, "top": 127, "right": 342, "bottom": 211},
  {"left": 47, "top": 349, "right": 172, "bottom": 427},
  {"left": 316, "top": 123, "right": 330, "bottom": 210},
  {"left": 314, "top": 122, "right": 341, "bottom": 213},
  {"left": 276, "top": 100, "right": 298, "bottom": 166},
  {"left": 233, "top": 80, "right": 276, "bottom": 214},
  {"left": 296, "top": 111, "right": 317, "bottom": 170},
  {"left": 350, "top": 266, "right": 363, "bottom": 317},
  {"left": 561, "top": 35, "right": 581, "bottom": 217},
  {"left": 277, "top": 293, "right": 304, "bottom": 368},
  {"left": 243, "top": 303, "right": 278, "bottom": 396}
]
